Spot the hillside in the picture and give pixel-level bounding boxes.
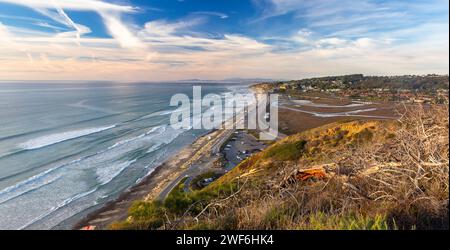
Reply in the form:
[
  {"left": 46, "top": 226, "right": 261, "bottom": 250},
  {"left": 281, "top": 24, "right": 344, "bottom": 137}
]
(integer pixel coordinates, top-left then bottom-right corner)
[
  {"left": 270, "top": 74, "right": 449, "bottom": 92},
  {"left": 111, "top": 104, "right": 448, "bottom": 230}
]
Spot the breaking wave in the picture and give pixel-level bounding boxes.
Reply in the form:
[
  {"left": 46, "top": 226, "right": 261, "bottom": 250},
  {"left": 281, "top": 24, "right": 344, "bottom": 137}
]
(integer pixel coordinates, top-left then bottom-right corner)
[{"left": 20, "top": 125, "right": 117, "bottom": 150}]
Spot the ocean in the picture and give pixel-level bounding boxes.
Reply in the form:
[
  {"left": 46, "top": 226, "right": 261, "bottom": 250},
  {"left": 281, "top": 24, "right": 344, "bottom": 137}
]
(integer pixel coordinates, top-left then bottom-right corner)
[{"left": 0, "top": 82, "right": 248, "bottom": 230}]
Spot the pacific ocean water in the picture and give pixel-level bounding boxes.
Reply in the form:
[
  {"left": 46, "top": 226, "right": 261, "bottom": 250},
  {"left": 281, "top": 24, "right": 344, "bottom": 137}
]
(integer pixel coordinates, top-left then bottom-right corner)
[{"left": 0, "top": 82, "right": 248, "bottom": 229}]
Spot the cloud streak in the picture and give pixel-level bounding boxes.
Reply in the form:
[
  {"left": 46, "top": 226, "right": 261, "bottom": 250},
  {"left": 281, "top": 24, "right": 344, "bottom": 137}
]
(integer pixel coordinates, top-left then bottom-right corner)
[{"left": 0, "top": 0, "right": 143, "bottom": 48}]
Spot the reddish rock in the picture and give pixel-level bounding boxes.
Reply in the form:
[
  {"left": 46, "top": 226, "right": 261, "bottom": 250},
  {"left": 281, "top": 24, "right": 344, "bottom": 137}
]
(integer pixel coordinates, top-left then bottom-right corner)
[{"left": 295, "top": 169, "right": 328, "bottom": 181}]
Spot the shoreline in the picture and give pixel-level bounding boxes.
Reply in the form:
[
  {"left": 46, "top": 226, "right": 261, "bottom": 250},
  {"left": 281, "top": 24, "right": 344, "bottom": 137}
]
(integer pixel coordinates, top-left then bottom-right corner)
[
  {"left": 75, "top": 86, "right": 259, "bottom": 230},
  {"left": 74, "top": 128, "right": 232, "bottom": 230},
  {"left": 73, "top": 160, "right": 168, "bottom": 229}
]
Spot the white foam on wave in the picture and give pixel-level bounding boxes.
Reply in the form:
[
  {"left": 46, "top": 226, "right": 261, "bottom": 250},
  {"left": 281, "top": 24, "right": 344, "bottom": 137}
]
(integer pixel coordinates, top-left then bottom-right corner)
[
  {"left": 136, "top": 107, "right": 190, "bottom": 121},
  {"left": 107, "top": 134, "right": 146, "bottom": 150},
  {"left": 146, "top": 144, "right": 162, "bottom": 154},
  {"left": 147, "top": 125, "right": 166, "bottom": 134},
  {"left": 1, "top": 125, "right": 167, "bottom": 205},
  {"left": 0, "top": 172, "right": 61, "bottom": 204},
  {"left": 18, "top": 187, "right": 98, "bottom": 230},
  {"left": 135, "top": 168, "right": 155, "bottom": 184},
  {"left": 96, "top": 159, "right": 137, "bottom": 185},
  {"left": 0, "top": 153, "right": 95, "bottom": 205},
  {"left": 107, "top": 125, "right": 165, "bottom": 150},
  {"left": 152, "top": 127, "right": 182, "bottom": 148},
  {"left": 94, "top": 125, "right": 173, "bottom": 186},
  {"left": 2, "top": 122, "right": 187, "bottom": 229},
  {"left": 20, "top": 125, "right": 117, "bottom": 150}
]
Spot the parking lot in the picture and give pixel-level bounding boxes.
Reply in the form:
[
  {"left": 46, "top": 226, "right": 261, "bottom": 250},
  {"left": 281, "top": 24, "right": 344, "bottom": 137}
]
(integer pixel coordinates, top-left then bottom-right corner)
[{"left": 222, "top": 130, "right": 267, "bottom": 171}]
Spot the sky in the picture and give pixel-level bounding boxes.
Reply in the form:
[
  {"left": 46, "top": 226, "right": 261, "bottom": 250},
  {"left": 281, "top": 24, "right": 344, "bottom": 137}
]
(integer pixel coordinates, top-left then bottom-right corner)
[{"left": 0, "top": 0, "right": 448, "bottom": 81}]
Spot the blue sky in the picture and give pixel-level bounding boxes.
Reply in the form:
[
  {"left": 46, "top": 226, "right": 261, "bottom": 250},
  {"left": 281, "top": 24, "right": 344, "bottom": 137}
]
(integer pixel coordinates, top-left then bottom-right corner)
[{"left": 0, "top": 0, "right": 448, "bottom": 81}]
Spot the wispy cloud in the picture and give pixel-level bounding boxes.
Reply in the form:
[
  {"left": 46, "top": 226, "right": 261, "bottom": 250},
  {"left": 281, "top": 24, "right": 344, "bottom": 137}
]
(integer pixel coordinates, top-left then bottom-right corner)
[
  {"left": 255, "top": 0, "right": 448, "bottom": 37},
  {"left": 191, "top": 11, "right": 229, "bottom": 19},
  {"left": 0, "top": 0, "right": 136, "bottom": 12},
  {"left": 0, "top": 0, "right": 143, "bottom": 48}
]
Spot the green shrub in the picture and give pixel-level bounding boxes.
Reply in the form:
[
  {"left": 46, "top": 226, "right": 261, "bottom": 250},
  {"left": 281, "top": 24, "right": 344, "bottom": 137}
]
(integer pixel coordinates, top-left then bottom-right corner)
[
  {"left": 304, "top": 212, "right": 391, "bottom": 230},
  {"left": 126, "top": 201, "right": 165, "bottom": 229},
  {"left": 264, "top": 140, "right": 308, "bottom": 161},
  {"left": 164, "top": 192, "right": 194, "bottom": 214},
  {"left": 164, "top": 181, "right": 238, "bottom": 215},
  {"left": 354, "top": 128, "right": 373, "bottom": 142}
]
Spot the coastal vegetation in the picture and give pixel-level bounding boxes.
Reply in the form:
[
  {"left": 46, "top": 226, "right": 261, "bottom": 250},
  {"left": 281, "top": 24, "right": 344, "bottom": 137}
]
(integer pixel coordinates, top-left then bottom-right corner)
[
  {"left": 255, "top": 74, "right": 449, "bottom": 92},
  {"left": 253, "top": 74, "right": 449, "bottom": 103},
  {"left": 109, "top": 180, "right": 238, "bottom": 230},
  {"left": 111, "top": 102, "right": 449, "bottom": 230}
]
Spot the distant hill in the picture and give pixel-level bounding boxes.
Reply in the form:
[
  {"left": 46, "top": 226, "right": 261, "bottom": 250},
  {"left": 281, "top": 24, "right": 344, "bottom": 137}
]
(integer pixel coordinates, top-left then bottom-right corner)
[{"left": 263, "top": 74, "right": 449, "bottom": 91}]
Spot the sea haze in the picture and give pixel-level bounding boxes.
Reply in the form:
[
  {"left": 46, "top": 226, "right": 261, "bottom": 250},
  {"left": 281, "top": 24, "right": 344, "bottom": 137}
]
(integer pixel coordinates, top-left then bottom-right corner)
[{"left": 0, "top": 82, "right": 248, "bottom": 229}]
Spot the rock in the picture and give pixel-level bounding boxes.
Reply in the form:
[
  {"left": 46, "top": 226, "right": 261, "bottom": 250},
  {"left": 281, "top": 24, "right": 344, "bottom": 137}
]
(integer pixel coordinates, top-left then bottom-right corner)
[{"left": 295, "top": 168, "right": 328, "bottom": 181}]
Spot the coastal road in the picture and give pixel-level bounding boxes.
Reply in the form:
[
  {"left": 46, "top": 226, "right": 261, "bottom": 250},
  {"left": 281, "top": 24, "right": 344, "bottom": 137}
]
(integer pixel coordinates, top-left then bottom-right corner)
[
  {"left": 157, "top": 156, "right": 218, "bottom": 200},
  {"left": 157, "top": 174, "right": 189, "bottom": 200}
]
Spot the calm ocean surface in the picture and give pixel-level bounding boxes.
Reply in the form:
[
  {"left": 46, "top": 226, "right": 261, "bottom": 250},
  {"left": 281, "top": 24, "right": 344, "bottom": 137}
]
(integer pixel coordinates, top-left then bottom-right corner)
[{"left": 0, "top": 82, "right": 248, "bottom": 229}]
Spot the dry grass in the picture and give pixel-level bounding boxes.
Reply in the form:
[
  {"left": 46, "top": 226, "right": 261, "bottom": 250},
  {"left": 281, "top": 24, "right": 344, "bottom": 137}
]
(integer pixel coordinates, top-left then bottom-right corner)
[{"left": 114, "top": 103, "right": 449, "bottom": 230}]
